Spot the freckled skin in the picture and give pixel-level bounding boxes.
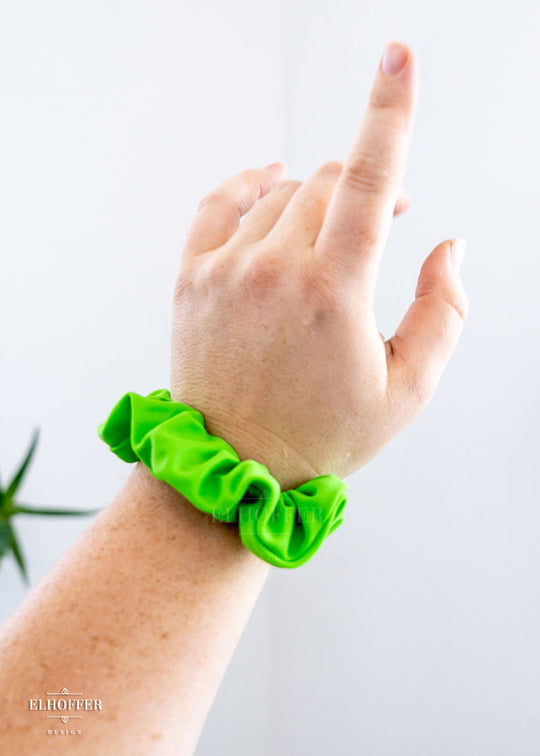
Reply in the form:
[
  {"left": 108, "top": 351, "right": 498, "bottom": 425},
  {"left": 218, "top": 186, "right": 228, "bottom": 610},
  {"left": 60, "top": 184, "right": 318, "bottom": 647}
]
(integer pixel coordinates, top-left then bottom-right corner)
[{"left": 0, "top": 463, "right": 269, "bottom": 755}]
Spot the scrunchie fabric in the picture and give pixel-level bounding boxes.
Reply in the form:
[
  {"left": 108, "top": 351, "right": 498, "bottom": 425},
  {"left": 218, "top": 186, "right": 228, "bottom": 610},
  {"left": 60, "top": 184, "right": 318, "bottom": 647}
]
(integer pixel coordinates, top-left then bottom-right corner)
[{"left": 97, "top": 389, "right": 348, "bottom": 568}]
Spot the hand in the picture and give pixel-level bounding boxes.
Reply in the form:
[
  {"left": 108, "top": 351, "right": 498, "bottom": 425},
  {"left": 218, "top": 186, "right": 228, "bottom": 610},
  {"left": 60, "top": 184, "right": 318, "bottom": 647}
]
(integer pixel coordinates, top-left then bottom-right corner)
[{"left": 170, "top": 41, "right": 468, "bottom": 491}]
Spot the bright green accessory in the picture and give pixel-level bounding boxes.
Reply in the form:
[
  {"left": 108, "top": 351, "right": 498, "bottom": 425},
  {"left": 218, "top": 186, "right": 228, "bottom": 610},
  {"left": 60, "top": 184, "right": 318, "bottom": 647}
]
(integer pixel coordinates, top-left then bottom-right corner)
[{"left": 97, "top": 389, "right": 347, "bottom": 568}]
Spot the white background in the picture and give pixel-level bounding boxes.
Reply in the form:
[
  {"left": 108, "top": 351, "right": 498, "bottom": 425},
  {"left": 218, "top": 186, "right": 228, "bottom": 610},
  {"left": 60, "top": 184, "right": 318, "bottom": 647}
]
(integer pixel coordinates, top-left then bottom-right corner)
[{"left": 1, "top": 1, "right": 539, "bottom": 754}]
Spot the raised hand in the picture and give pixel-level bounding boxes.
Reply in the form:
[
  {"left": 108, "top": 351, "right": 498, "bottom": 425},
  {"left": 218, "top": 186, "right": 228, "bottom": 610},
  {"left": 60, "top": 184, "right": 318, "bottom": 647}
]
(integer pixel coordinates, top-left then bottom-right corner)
[{"left": 170, "top": 42, "right": 468, "bottom": 491}]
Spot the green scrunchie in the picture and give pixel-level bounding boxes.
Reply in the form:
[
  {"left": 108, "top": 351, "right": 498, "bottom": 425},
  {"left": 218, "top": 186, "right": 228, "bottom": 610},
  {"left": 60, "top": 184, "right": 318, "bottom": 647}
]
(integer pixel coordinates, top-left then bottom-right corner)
[{"left": 97, "top": 389, "right": 347, "bottom": 568}]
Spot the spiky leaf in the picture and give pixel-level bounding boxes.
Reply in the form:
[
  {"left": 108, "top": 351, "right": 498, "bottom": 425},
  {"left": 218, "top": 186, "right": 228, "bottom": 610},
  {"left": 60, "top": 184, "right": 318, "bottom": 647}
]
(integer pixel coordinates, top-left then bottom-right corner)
[
  {"left": 0, "top": 519, "right": 10, "bottom": 558},
  {"left": 5, "top": 520, "right": 29, "bottom": 584},
  {"left": 5, "top": 429, "right": 40, "bottom": 503},
  {"left": 13, "top": 504, "right": 100, "bottom": 517}
]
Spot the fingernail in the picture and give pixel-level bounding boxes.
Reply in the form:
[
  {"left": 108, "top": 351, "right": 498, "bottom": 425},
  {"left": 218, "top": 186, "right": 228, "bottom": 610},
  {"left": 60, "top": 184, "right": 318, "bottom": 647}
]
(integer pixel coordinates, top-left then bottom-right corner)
[
  {"left": 450, "top": 239, "right": 466, "bottom": 271},
  {"left": 381, "top": 42, "right": 408, "bottom": 76}
]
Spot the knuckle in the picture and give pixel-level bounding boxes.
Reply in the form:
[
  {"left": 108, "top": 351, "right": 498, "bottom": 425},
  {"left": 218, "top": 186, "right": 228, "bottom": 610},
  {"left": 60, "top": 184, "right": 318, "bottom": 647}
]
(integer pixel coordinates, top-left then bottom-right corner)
[
  {"left": 198, "top": 178, "right": 257, "bottom": 217},
  {"left": 177, "top": 250, "right": 230, "bottom": 299},
  {"left": 240, "top": 167, "right": 259, "bottom": 180},
  {"left": 452, "top": 298, "right": 468, "bottom": 324},
  {"left": 369, "top": 94, "right": 411, "bottom": 132},
  {"left": 318, "top": 160, "right": 344, "bottom": 176},
  {"left": 203, "top": 252, "right": 231, "bottom": 289},
  {"left": 197, "top": 190, "right": 222, "bottom": 212},
  {"left": 440, "top": 291, "right": 469, "bottom": 324},
  {"left": 344, "top": 150, "right": 396, "bottom": 195},
  {"left": 238, "top": 168, "right": 264, "bottom": 194},
  {"left": 457, "top": 290, "right": 470, "bottom": 321},
  {"left": 238, "top": 251, "right": 281, "bottom": 293}
]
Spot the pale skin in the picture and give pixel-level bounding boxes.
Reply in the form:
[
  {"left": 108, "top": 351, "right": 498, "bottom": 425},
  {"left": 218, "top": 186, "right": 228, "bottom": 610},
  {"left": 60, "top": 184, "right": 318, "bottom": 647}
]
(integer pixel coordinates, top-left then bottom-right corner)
[{"left": 0, "top": 42, "right": 468, "bottom": 755}]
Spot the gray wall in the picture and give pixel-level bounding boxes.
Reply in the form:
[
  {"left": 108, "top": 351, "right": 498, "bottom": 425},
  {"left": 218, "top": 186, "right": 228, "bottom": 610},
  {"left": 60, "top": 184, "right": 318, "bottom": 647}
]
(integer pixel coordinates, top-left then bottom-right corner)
[{"left": 1, "top": 1, "right": 539, "bottom": 754}]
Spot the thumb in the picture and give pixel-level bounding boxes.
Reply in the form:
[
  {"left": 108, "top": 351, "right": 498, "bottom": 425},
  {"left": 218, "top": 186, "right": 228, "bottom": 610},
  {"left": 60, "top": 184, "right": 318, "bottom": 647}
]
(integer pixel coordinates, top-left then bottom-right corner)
[{"left": 385, "top": 238, "right": 469, "bottom": 410}]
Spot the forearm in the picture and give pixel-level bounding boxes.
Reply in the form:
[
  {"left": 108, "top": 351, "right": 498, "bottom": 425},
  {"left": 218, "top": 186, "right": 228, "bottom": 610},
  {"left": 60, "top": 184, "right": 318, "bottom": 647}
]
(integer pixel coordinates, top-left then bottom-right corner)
[{"left": 0, "top": 461, "right": 270, "bottom": 755}]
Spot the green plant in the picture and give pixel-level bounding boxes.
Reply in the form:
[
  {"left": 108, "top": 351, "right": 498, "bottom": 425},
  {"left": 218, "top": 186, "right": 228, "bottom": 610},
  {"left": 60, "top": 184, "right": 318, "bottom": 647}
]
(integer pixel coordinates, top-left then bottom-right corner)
[{"left": 0, "top": 429, "right": 99, "bottom": 585}]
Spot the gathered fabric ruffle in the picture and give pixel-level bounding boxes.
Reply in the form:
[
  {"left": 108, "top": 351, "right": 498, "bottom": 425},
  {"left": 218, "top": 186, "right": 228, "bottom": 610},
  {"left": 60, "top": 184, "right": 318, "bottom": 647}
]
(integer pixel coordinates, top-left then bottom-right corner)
[{"left": 97, "top": 389, "right": 347, "bottom": 568}]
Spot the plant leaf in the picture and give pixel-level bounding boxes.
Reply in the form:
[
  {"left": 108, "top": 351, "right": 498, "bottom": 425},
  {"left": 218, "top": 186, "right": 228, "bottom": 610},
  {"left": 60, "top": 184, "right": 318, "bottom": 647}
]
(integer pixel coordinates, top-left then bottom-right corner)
[
  {"left": 0, "top": 519, "right": 10, "bottom": 558},
  {"left": 5, "top": 520, "right": 29, "bottom": 584},
  {"left": 12, "top": 504, "right": 100, "bottom": 517},
  {"left": 5, "top": 428, "right": 40, "bottom": 502}
]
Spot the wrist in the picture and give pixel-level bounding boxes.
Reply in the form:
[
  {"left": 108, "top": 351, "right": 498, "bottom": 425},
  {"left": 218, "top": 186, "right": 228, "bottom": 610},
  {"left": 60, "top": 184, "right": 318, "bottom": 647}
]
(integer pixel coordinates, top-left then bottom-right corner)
[
  {"left": 168, "top": 397, "right": 320, "bottom": 491},
  {"left": 98, "top": 389, "right": 347, "bottom": 568},
  {"left": 128, "top": 461, "right": 271, "bottom": 565}
]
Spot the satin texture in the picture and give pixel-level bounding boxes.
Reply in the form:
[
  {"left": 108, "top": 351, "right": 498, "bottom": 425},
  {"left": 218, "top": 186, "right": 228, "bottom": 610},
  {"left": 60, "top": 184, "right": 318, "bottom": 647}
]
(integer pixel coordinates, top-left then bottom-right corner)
[{"left": 97, "top": 389, "right": 347, "bottom": 568}]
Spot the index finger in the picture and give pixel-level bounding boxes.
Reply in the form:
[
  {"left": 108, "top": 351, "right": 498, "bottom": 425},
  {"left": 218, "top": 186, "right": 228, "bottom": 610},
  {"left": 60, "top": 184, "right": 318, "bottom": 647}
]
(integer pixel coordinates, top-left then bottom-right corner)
[{"left": 315, "top": 42, "right": 418, "bottom": 296}]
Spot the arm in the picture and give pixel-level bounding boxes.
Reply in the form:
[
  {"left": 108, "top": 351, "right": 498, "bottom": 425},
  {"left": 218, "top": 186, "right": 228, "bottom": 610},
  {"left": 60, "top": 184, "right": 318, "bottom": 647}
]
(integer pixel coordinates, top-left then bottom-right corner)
[
  {"left": 0, "top": 41, "right": 468, "bottom": 755},
  {"left": 0, "top": 463, "right": 269, "bottom": 755}
]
